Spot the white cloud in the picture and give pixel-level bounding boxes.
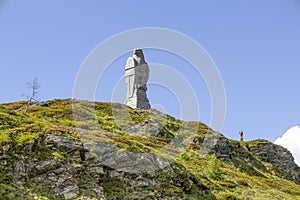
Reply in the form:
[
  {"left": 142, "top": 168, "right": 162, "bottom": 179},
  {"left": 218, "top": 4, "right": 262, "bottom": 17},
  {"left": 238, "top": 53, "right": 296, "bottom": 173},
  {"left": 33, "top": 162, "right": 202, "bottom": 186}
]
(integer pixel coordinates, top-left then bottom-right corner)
[{"left": 274, "top": 126, "right": 300, "bottom": 167}]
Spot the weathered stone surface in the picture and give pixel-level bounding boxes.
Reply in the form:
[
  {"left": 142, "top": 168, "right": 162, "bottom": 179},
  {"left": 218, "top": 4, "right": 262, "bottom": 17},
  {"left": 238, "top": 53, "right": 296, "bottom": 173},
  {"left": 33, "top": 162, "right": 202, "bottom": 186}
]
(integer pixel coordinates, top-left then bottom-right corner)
[
  {"left": 30, "top": 159, "right": 63, "bottom": 176},
  {"left": 250, "top": 143, "right": 300, "bottom": 184},
  {"left": 18, "top": 134, "right": 107, "bottom": 199},
  {"left": 196, "top": 132, "right": 300, "bottom": 182},
  {"left": 2, "top": 133, "right": 205, "bottom": 199},
  {"left": 125, "top": 49, "right": 150, "bottom": 109},
  {"left": 209, "top": 135, "right": 234, "bottom": 164},
  {"left": 61, "top": 185, "right": 79, "bottom": 200},
  {"left": 2, "top": 144, "right": 11, "bottom": 152},
  {"left": 86, "top": 141, "right": 173, "bottom": 175},
  {"left": 45, "top": 134, "right": 82, "bottom": 152}
]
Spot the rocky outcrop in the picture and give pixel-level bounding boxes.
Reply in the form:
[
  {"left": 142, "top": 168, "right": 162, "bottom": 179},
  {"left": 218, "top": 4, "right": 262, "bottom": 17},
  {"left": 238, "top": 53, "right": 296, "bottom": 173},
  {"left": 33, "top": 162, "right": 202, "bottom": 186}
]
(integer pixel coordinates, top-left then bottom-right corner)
[
  {"left": 197, "top": 133, "right": 300, "bottom": 183},
  {"left": 0, "top": 133, "right": 213, "bottom": 199},
  {"left": 198, "top": 133, "right": 267, "bottom": 177},
  {"left": 250, "top": 142, "right": 300, "bottom": 184},
  {"left": 86, "top": 141, "right": 173, "bottom": 175}
]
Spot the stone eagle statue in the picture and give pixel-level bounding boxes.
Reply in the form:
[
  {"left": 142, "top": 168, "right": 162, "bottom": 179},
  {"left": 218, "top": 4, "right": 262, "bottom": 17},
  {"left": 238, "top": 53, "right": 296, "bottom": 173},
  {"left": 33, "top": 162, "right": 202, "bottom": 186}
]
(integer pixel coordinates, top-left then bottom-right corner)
[{"left": 124, "top": 49, "right": 150, "bottom": 109}]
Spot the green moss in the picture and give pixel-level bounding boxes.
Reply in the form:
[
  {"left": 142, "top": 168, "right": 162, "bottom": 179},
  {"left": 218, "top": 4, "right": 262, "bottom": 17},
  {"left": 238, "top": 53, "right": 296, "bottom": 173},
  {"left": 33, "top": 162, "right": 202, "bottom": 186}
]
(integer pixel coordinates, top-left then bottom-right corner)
[
  {"left": 215, "top": 192, "right": 239, "bottom": 200},
  {"left": 231, "top": 156, "right": 265, "bottom": 177},
  {"left": 0, "top": 131, "right": 10, "bottom": 143},
  {"left": 51, "top": 152, "right": 65, "bottom": 160},
  {"left": 0, "top": 111, "right": 20, "bottom": 129},
  {"left": 128, "top": 109, "right": 144, "bottom": 124},
  {"left": 205, "top": 155, "right": 223, "bottom": 180},
  {"left": 95, "top": 102, "right": 112, "bottom": 116},
  {"left": 100, "top": 177, "right": 131, "bottom": 199},
  {"left": 244, "top": 139, "right": 270, "bottom": 147},
  {"left": 16, "top": 132, "right": 39, "bottom": 146}
]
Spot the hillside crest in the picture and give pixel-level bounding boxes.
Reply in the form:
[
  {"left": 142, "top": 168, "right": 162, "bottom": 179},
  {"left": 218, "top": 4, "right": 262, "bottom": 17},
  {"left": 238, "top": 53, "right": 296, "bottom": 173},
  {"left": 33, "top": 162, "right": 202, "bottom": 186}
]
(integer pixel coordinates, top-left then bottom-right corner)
[{"left": 1, "top": 99, "right": 300, "bottom": 199}]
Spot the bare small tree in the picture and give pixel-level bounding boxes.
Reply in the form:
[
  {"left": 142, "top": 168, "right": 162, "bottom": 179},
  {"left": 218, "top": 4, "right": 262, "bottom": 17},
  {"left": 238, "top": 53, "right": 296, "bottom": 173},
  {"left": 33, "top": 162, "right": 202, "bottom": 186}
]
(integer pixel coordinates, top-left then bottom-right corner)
[{"left": 24, "top": 78, "right": 40, "bottom": 112}]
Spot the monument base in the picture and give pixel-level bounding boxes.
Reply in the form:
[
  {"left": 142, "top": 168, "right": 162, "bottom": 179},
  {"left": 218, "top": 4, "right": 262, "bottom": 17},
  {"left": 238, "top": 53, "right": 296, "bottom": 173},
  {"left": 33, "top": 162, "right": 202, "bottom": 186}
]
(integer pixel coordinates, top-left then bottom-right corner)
[{"left": 125, "top": 88, "right": 150, "bottom": 109}]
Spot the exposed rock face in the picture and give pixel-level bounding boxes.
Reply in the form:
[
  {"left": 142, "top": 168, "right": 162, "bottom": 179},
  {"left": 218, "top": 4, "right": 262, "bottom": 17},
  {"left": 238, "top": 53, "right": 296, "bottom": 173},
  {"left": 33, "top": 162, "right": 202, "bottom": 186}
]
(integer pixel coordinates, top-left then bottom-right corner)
[
  {"left": 86, "top": 141, "right": 173, "bottom": 175},
  {"left": 250, "top": 143, "right": 300, "bottom": 184},
  {"left": 0, "top": 134, "right": 211, "bottom": 199},
  {"left": 31, "top": 135, "right": 105, "bottom": 199},
  {"left": 201, "top": 134, "right": 300, "bottom": 183},
  {"left": 125, "top": 49, "right": 150, "bottom": 109}
]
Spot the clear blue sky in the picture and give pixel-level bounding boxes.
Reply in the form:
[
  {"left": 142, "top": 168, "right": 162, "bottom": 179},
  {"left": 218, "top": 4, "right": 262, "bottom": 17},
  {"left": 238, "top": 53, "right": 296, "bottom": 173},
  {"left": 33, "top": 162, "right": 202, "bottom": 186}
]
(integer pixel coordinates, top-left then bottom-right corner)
[{"left": 1, "top": 0, "right": 300, "bottom": 142}]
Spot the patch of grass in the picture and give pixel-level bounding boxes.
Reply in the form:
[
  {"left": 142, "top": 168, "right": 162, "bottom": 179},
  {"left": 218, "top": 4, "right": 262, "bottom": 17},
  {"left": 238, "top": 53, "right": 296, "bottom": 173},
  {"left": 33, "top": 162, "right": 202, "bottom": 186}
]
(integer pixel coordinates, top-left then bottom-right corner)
[
  {"left": 215, "top": 192, "right": 239, "bottom": 200},
  {"left": 244, "top": 139, "right": 270, "bottom": 147},
  {"left": 0, "top": 130, "right": 10, "bottom": 143},
  {"left": 16, "top": 132, "right": 39, "bottom": 146},
  {"left": 205, "top": 155, "right": 223, "bottom": 180},
  {"left": 51, "top": 152, "right": 65, "bottom": 160},
  {"left": 100, "top": 177, "right": 131, "bottom": 199}
]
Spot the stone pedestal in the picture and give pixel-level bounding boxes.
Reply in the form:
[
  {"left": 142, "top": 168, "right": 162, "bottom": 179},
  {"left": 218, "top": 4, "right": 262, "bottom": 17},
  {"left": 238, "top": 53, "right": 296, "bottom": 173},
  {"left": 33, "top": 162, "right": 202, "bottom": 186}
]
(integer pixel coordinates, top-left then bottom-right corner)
[{"left": 125, "top": 49, "right": 150, "bottom": 109}]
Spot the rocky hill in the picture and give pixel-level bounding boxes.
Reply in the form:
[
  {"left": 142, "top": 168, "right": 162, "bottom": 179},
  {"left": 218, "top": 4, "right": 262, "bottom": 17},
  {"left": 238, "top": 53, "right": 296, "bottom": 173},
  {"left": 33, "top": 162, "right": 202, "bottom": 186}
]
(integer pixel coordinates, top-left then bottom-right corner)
[{"left": 0, "top": 99, "right": 300, "bottom": 200}]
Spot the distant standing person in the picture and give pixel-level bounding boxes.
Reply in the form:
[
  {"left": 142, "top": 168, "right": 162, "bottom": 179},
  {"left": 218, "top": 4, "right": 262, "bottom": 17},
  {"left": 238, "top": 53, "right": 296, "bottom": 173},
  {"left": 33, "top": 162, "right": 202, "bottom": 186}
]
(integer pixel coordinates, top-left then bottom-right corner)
[{"left": 239, "top": 131, "right": 244, "bottom": 141}]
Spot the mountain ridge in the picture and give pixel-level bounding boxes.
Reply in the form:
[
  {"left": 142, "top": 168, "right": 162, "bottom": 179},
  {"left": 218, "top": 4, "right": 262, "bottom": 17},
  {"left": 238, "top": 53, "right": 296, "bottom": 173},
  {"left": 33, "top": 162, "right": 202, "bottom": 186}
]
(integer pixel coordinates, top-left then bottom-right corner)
[{"left": 0, "top": 99, "right": 300, "bottom": 199}]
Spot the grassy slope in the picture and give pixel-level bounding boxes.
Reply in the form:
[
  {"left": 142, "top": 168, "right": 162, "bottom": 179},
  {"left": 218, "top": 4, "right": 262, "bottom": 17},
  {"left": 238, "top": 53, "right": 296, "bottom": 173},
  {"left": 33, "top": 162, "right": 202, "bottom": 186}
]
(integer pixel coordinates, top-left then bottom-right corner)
[{"left": 0, "top": 99, "right": 300, "bottom": 200}]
